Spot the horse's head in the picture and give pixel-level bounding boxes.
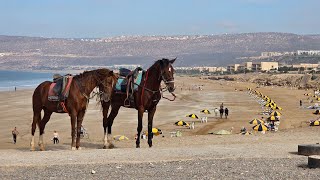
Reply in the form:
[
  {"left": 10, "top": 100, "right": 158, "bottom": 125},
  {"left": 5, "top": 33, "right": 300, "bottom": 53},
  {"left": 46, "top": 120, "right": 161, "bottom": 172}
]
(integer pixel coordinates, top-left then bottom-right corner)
[
  {"left": 95, "top": 69, "right": 118, "bottom": 102},
  {"left": 159, "top": 58, "right": 176, "bottom": 93}
]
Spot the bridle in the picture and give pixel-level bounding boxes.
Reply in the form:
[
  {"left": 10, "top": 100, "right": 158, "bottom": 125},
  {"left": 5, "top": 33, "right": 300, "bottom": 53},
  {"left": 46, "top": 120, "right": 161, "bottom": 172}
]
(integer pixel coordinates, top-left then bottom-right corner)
[{"left": 159, "top": 64, "right": 176, "bottom": 101}]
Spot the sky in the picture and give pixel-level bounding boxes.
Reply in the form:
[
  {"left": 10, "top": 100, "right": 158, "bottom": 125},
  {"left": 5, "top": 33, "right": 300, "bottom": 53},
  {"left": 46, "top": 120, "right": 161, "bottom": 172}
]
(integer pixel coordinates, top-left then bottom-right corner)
[{"left": 1, "top": 0, "right": 320, "bottom": 38}]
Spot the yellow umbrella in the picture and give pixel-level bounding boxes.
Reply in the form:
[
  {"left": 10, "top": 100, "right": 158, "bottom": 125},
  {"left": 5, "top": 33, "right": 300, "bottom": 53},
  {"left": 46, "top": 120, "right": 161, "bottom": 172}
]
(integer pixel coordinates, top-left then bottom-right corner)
[
  {"left": 268, "top": 116, "right": 279, "bottom": 121},
  {"left": 175, "top": 120, "right": 190, "bottom": 127},
  {"left": 270, "top": 111, "right": 282, "bottom": 116},
  {"left": 313, "top": 110, "right": 320, "bottom": 115},
  {"left": 252, "top": 124, "right": 268, "bottom": 131},
  {"left": 200, "top": 109, "right": 211, "bottom": 114},
  {"left": 310, "top": 120, "right": 320, "bottom": 126},
  {"left": 186, "top": 114, "right": 199, "bottom": 119},
  {"left": 249, "top": 119, "right": 264, "bottom": 125},
  {"left": 113, "top": 135, "right": 129, "bottom": 141},
  {"left": 145, "top": 128, "right": 162, "bottom": 136}
]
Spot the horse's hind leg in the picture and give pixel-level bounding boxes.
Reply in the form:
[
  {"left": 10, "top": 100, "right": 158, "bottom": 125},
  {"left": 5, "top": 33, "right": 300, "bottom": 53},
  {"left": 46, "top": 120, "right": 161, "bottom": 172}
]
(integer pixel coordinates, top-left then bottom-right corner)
[
  {"left": 31, "top": 109, "right": 41, "bottom": 151},
  {"left": 103, "top": 104, "right": 120, "bottom": 149},
  {"left": 76, "top": 110, "right": 86, "bottom": 150},
  {"left": 38, "top": 109, "right": 52, "bottom": 151}
]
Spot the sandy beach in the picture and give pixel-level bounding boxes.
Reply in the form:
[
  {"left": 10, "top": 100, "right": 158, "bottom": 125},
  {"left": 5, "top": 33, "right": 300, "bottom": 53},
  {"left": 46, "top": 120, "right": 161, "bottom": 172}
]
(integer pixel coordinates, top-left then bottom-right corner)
[{"left": 1, "top": 75, "right": 320, "bottom": 179}]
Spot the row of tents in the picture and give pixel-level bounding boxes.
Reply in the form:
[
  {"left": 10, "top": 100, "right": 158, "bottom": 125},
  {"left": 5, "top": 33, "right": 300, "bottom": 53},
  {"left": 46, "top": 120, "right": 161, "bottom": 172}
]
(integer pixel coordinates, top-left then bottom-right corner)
[{"left": 247, "top": 88, "right": 283, "bottom": 132}]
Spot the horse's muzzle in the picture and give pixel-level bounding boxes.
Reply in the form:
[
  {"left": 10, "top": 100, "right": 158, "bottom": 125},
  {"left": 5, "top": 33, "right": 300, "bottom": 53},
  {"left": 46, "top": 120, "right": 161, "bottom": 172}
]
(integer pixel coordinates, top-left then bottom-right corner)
[{"left": 168, "top": 86, "right": 175, "bottom": 93}]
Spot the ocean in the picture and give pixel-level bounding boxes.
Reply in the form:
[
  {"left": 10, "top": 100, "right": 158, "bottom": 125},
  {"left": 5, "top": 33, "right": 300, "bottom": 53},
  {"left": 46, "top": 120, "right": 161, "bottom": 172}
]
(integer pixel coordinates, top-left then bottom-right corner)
[{"left": 0, "top": 70, "right": 53, "bottom": 91}]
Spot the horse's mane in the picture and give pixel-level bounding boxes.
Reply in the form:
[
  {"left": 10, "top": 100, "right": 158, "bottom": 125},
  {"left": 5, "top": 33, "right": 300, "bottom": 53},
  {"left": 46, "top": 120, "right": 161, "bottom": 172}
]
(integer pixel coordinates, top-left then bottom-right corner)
[
  {"left": 151, "top": 58, "right": 171, "bottom": 69},
  {"left": 74, "top": 68, "right": 117, "bottom": 80}
]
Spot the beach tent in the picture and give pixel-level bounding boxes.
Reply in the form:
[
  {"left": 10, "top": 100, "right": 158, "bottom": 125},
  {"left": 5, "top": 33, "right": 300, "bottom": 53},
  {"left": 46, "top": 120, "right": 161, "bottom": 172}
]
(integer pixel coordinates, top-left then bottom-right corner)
[
  {"left": 252, "top": 124, "right": 268, "bottom": 131},
  {"left": 249, "top": 118, "right": 264, "bottom": 125},
  {"left": 186, "top": 114, "right": 199, "bottom": 119},
  {"left": 175, "top": 120, "right": 190, "bottom": 127},
  {"left": 268, "top": 116, "right": 279, "bottom": 121},
  {"left": 313, "top": 110, "right": 320, "bottom": 115},
  {"left": 200, "top": 109, "right": 211, "bottom": 114},
  {"left": 210, "top": 129, "right": 232, "bottom": 135},
  {"left": 310, "top": 120, "right": 320, "bottom": 126},
  {"left": 113, "top": 135, "right": 129, "bottom": 141},
  {"left": 270, "top": 111, "right": 282, "bottom": 116}
]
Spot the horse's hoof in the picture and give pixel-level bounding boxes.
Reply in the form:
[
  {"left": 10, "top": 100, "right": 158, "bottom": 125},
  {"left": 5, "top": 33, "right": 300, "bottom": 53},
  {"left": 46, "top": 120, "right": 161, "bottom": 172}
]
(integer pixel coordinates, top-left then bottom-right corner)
[
  {"left": 136, "top": 144, "right": 140, "bottom": 148},
  {"left": 71, "top": 147, "right": 76, "bottom": 151},
  {"left": 77, "top": 147, "right": 82, "bottom": 150},
  {"left": 148, "top": 144, "right": 153, "bottom": 148},
  {"left": 103, "top": 145, "right": 107, "bottom": 149},
  {"left": 30, "top": 147, "right": 36, "bottom": 151},
  {"left": 108, "top": 144, "right": 115, "bottom": 149}
]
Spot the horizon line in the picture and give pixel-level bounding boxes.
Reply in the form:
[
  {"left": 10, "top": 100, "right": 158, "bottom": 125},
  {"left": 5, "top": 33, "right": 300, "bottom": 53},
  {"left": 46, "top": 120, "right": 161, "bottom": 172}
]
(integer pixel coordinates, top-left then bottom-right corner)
[{"left": 1, "top": 32, "right": 319, "bottom": 39}]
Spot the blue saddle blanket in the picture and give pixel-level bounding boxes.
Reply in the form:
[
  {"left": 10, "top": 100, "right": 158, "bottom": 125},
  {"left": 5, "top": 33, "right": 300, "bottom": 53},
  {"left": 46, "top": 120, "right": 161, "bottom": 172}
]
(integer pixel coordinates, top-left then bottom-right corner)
[{"left": 115, "top": 71, "right": 143, "bottom": 92}]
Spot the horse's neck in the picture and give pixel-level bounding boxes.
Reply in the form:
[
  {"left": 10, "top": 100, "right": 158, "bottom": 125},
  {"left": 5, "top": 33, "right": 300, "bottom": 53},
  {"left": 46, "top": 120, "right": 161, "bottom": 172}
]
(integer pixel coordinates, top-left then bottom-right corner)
[
  {"left": 77, "top": 74, "right": 97, "bottom": 95},
  {"left": 145, "top": 64, "right": 161, "bottom": 91}
]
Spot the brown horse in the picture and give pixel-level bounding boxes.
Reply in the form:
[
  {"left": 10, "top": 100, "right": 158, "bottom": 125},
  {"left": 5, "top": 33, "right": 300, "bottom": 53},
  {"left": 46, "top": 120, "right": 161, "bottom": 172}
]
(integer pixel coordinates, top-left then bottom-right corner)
[
  {"left": 31, "top": 69, "right": 117, "bottom": 151},
  {"left": 101, "top": 58, "right": 176, "bottom": 149}
]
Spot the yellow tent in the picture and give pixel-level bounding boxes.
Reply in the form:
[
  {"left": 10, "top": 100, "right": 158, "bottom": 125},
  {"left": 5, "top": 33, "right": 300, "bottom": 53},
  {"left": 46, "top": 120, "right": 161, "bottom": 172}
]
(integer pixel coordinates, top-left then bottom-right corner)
[
  {"left": 200, "top": 109, "right": 211, "bottom": 114},
  {"left": 310, "top": 120, "right": 320, "bottom": 126},
  {"left": 186, "top": 114, "right": 199, "bottom": 119},
  {"left": 175, "top": 120, "right": 190, "bottom": 127}
]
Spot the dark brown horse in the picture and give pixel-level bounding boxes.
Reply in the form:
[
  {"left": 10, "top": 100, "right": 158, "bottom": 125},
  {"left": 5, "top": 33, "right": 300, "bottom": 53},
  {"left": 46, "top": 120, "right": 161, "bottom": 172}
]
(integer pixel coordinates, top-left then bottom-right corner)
[
  {"left": 31, "top": 69, "right": 117, "bottom": 151},
  {"left": 101, "top": 58, "right": 176, "bottom": 149}
]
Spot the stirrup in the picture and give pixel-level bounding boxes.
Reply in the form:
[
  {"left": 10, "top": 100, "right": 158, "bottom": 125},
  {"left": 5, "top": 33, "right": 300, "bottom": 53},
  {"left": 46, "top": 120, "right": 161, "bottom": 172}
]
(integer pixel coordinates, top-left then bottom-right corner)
[{"left": 124, "top": 98, "right": 130, "bottom": 107}]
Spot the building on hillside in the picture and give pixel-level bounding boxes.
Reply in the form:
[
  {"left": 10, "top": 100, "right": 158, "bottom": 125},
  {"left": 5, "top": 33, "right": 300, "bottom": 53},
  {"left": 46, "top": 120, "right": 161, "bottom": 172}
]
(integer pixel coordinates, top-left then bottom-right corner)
[
  {"left": 252, "top": 62, "right": 278, "bottom": 71},
  {"left": 227, "top": 64, "right": 240, "bottom": 72},
  {"left": 292, "top": 63, "right": 319, "bottom": 70},
  {"left": 261, "top": 52, "right": 283, "bottom": 57},
  {"left": 297, "top": 50, "right": 320, "bottom": 56},
  {"left": 238, "top": 62, "right": 253, "bottom": 71}
]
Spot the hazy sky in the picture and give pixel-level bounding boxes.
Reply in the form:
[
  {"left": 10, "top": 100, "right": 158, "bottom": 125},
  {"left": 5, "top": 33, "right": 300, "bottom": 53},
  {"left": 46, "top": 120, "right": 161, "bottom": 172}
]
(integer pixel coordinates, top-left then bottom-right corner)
[{"left": 1, "top": 0, "right": 319, "bottom": 38}]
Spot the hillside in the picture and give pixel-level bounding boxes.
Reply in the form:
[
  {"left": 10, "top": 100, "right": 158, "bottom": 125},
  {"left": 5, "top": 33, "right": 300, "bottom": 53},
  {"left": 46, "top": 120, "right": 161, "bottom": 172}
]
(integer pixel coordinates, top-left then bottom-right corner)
[{"left": 0, "top": 33, "right": 320, "bottom": 70}]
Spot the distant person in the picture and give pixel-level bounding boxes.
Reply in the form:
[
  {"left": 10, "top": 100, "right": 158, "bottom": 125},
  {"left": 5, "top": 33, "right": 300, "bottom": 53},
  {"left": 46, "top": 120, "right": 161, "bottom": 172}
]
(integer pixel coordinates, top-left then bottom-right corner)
[
  {"left": 225, "top": 108, "right": 229, "bottom": 119},
  {"left": 300, "top": 100, "right": 302, "bottom": 107},
  {"left": 219, "top": 108, "right": 224, "bottom": 118},
  {"left": 12, "top": 127, "right": 19, "bottom": 144},
  {"left": 53, "top": 130, "right": 59, "bottom": 144},
  {"left": 220, "top": 103, "right": 224, "bottom": 110},
  {"left": 214, "top": 108, "right": 219, "bottom": 116},
  {"left": 14, "top": 86, "right": 16, "bottom": 91}
]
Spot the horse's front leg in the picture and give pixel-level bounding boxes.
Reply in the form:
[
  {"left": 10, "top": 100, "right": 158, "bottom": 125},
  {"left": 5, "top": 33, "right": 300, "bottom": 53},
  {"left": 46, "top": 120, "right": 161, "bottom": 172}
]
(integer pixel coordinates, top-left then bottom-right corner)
[
  {"left": 147, "top": 107, "right": 156, "bottom": 148},
  {"left": 76, "top": 110, "right": 86, "bottom": 150},
  {"left": 136, "top": 108, "right": 144, "bottom": 148},
  {"left": 70, "top": 112, "right": 77, "bottom": 150}
]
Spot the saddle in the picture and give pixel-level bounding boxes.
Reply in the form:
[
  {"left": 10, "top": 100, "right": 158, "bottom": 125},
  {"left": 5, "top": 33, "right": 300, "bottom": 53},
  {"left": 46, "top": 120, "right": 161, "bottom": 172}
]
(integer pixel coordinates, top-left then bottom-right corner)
[
  {"left": 115, "top": 67, "right": 144, "bottom": 106},
  {"left": 48, "top": 74, "right": 73, "bottom": 113}
]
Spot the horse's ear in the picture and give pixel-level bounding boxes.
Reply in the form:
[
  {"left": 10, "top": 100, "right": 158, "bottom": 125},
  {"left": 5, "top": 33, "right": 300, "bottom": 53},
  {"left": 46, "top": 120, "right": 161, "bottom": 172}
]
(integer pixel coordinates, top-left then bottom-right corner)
[
  {"left": 170, "top": 58, "right": 176, "bottom": 64},
  {"left": 109, "top": 70, "right": 114, "bottom": 76}
]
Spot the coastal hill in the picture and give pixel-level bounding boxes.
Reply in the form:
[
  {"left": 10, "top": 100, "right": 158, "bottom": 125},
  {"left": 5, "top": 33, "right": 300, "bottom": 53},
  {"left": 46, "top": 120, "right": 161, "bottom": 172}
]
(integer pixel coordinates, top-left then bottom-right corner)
[{"left": 0, "top": 32, "right": 320, "bottom": 70}]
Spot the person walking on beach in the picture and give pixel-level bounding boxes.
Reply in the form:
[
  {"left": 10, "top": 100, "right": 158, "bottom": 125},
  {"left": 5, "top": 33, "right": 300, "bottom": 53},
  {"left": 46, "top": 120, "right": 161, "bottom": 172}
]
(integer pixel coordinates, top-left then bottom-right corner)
[
  {"left": 300, "top": 100, "right": 302, "bottom": 107},
  {"left": 214, "top": 108, "right": 219, "bottom": 117},
  {"left": 219, "top": 108, "right": 224, "bottom": 118},
  {"left": 53, "top": 130, "right": 59, "bottom": 144},
  {"left": 224, "top": 108, "right": 229, "bottom": 119},
  {"left": 220, "top": 103, "right": 224, "bottom": 110},
  {"left": 12, "top": 127, "right": 19, "bottom": 144}
]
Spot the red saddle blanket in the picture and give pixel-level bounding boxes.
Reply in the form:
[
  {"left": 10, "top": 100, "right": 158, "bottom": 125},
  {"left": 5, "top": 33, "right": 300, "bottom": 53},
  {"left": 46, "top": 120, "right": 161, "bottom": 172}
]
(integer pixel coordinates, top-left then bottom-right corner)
[{"left": 48, "top": 76, "right": 73, "bottom": 101}]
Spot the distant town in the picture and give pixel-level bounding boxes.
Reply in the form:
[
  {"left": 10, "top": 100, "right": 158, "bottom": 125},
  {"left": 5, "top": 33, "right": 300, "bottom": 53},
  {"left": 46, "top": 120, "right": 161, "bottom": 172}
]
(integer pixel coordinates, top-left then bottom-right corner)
[{"left": 176, "top": 50, "right": 320, "bottom": 75}]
